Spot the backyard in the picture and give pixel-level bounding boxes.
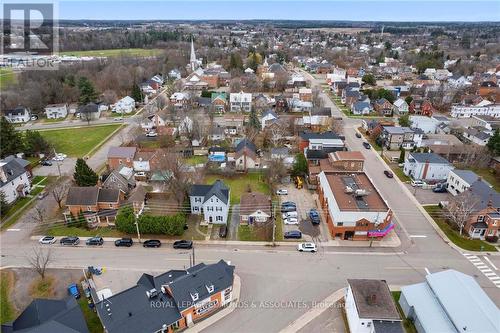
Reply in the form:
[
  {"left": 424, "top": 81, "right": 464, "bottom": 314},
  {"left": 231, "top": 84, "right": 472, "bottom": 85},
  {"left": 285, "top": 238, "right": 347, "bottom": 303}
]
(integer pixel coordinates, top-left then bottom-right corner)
[
  {"left": 205, "top": 172, "right": 271, "bottom": 205},
  {"left": 60, "top": 48, "right": 163, "bottom": 57},
  {"left": 0, "top": 68, "right": 16, "bottom": 90},
  {"left": 39, "top": 124, "right": 122, "bottom": 157},
  {"left": 0, "top": 271, "right": 16, "bottom": 324},
  {"left": 424, "top": 205, "right": 497, "bottom": 252}
]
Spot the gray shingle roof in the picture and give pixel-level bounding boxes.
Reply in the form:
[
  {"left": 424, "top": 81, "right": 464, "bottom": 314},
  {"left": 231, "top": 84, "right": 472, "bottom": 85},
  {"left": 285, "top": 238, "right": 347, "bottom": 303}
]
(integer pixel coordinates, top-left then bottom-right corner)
[
  {"left": 408, "top": 153, "right": 450, "bottom": 165},
  {"left": 236, "top": 139, "right": 256, "bottom": 153},
  {"left": 469, "top": 180, "right": 500, "bottom": 210},
  {"left": 189, "top": 180, "right": 229, "bottom": 205},
  {"left": 0, "top": 160, "right": 26, "bottom": 187},
  {"left": 107, "top": 147, "right": 137, "bottom": 159},
  {"left": 65, "top": 187, "right": 99, "bottom": 206},
  {"left": 451, "top": 170, "right": 480, "bottom": 185}
]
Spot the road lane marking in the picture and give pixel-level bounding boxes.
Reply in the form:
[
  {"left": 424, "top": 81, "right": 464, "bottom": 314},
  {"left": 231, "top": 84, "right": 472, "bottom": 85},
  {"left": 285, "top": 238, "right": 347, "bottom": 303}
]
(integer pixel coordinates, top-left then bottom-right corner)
[
  {"left": 409, "top": 235, "right": 427, "bottom": 238},
  {"left": 6, "top": 229, "right": 20, "bottom": 231},
  {"left": 483, "top": 256, "right": 498, "bottom": 270}
]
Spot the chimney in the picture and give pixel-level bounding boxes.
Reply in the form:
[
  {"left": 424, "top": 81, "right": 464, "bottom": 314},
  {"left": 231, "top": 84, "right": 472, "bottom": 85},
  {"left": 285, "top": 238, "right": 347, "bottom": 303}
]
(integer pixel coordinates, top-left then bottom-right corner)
[
  {"left": 0, "top": 164, "right": 7, "bottom": 183},
  {"left": 367, "top": 294, "right": 377, "bottom": 305}
]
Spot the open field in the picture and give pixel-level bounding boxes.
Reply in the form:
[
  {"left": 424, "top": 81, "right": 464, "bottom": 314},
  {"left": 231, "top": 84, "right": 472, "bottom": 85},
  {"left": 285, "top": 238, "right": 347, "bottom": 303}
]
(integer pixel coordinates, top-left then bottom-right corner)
[
  {"left": 0, "top": 68, "right": 17, "bottom": 90},
  {"left": 39, "top": 124, "right": 122, "bottom": 157},
  {"left": 60, "top": 48, "right": 163, "bottom": 57},
  {"left": 205, "top": 172, "right": 271, "bottom": 205}
]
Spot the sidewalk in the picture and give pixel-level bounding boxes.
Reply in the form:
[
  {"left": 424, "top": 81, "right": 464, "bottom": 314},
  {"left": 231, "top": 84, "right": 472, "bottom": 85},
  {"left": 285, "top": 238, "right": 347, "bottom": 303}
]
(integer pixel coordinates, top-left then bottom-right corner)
[{"left": 183, "top": 274, "right": 241, "bottom": 333}]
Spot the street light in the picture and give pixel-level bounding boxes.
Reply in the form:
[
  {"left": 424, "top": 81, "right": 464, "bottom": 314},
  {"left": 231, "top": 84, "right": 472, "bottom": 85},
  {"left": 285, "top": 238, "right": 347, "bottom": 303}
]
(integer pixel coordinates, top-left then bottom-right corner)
[{"left": 134, "top": 213, "right": 141, "bottom": 243}]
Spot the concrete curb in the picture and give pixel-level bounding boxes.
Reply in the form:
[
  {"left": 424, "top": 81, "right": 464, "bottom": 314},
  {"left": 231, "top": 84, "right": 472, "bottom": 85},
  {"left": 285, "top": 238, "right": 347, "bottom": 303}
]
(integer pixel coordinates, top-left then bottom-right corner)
[
  {"left": 183, "top": 274, "right": 241, "bottom": 333},
  {"left": 279, "top": 288, "right": 346, "bottom": 333}
]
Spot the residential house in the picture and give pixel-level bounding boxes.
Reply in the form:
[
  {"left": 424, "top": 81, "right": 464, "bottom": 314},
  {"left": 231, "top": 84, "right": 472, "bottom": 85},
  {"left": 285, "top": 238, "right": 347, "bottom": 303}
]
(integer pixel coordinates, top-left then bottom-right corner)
[
  {"left": 102, "top": 167, "right": 136, "bottom": 195},
  {"left": 112, "top": 96, "right": 135, "bottom": 114},
  {"left": 409, "top": 98, "right": 435, "bottom": 116},
  {"left": 1, "top": 297, "right": 89, "bottom": 333},
  {"left": 374, "top": 98, "right": 393, "bottom": 116},
  {"left": 409, "top": 115, "right": 440, "bottom": 134},
  {"left": 275, "top": 95, "right": 289, "bottom": 112},
  {"left": 3, "top": 106, "right": 31, "bottom": 123},
  {"left": 150, "top": 74, "right": 164, "bottom": 86},
  {"left": 463, "top": 127, "right": 492, "bottom": 146},
  {"left": 189, "top": 180, "right": 230, "bottom": 225},
  {"left": 450, "top": 103, "right": 500, "bottom": 118},
  {"left": 211, "top": 92, "right": 227, "bottom": 113},
  {"left": 141, "top": 114, "right": 174, "bottom": 136},
  {"left": 299, "top": 131, "right": 345, "bottom": 162},
  {"left": 230, "top": 92, "right": 252, "bottom": 112},
  {"left": 345, "top": 279, "right": 403, "bottom": 333},
  {"left": 446, "top": 169, "right": 483, "bottom": 196},
  {"left": 303, "top": 107, "right": 332, "bottom": 131},
  {"left": 170, "top": 92, "right": 190, "bottom": 109},
  {"left": 463, "top": 180, "right": 500, "bottom": 240},
  {"left": 343, "top": 88, "right": 360, "bottom": 107},
  {"left": 64, "top": 187, "right": 122, "bottom": 227},
  {"left": 253, "top": 94, "right": 272, "bottom": 111},
  {"left": 92, "top": 260, "right": 235, "bottom": 333},
  {"left": 78, "top": 103, "right": 101, "bottom": 121},
  {"left": 318, "top": 171, "right": 394, "bottom": 240},
  {"left": 352, "top": 101, "right": 372, "bottom": 115},
  {"left": 107, "top": 147, "right": 137, "bottom": 170},
  {"left": 168, "top": 69, "right": 182, "bottom": 80},
  {"left": 235, "top": 139, "right": 260, "bottom": 171},
  {"left": 44, "top": 103, "right": 68, "bottom": 119},
  {"left": 298, "top": 88, "right": 312, "bottom": 102},
  {"left": 261, "top": 110, "right": 278, "bottom": 130},
  {"left": 239, "top": 192, "right": 271, "bottom": 225},
  {"left": 133, "top": 148, "right": 167, "bottom": 173},
  {"left": 403, "top": 152, "right": 454, "bottom": 181},
  {"left": 140, "top": 82, "right": 157, "bottom": 95},
  {"left": 392, "top": 98, "right": 409, "bottom": 115},
  {"left": 308, "top": 151, "right": 365, "bottom": 186},
  {"left": 399, "top": 270, "right": 500, "bottom": 333},
  {"left": 1, "top": 155, "right": 32, "bottom": 177},
  {"left": 288, "top": 98, "right": 313, "bottom": 113},
  {"left": 0, "top": 158, "right": 31, "bottom": 204},
  {"left": 380, "top": 126, "right": 415, "bottom": 150}
]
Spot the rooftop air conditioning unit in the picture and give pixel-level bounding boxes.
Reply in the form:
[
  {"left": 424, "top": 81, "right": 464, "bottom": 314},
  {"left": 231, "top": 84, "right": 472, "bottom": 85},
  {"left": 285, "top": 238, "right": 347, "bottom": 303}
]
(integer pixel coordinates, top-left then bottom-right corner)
[{"left": 146, "top": 288, "right": 158, "bottom": 298}]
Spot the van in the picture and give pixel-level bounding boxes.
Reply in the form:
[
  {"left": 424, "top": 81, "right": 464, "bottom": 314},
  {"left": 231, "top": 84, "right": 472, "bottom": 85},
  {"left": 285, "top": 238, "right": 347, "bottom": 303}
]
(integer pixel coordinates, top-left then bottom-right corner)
[{"left": 282, "top": 211, "right": 298, "bottom": 219}]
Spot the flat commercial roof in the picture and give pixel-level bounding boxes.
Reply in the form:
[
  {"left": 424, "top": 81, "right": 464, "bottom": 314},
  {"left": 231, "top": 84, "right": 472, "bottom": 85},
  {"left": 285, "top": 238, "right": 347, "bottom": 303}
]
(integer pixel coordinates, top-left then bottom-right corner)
[{"left": 325, "top": 172, "right": 388, "bottom": 212}]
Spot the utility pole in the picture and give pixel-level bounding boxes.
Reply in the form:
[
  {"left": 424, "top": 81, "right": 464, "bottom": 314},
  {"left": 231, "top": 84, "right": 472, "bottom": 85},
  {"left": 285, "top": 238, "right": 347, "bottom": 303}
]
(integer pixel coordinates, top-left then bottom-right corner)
[
  {"left": 192, "top": 246, "right": 195, "bottom": 266},
  {"left": 53, "top": 148, "right": 61, "bottom": 178},
  {"left": 134, "top": 213, "right": 141, "bottom": 243}
]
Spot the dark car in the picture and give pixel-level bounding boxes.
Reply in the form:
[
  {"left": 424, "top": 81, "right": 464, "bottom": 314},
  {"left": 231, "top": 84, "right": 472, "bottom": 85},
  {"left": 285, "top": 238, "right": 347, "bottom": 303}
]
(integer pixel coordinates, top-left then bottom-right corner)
[
  {"left": 60, "top": 236, "right": 79, "bottom": 246},
  {"left": 309, "top": 209, "right": 320, "bottom": 225},
  {"left": 86, "top": 236, "right": 104, "bottom": 246},
  {"left": 281, "top": 201, "right": 297, "bottom": 213},
  {"left": 219, "top": 226, "right": 227, "bottom": 238},
  {"left": 284, "top": 230, "right": 302, "bottom": 239},
  {"left": 433, "top": 186, "right": 448, "bottom": 193},
  {"left": 40, "top": 160, "right": 53, "bottom": 166},
  {"left": 114, "top": 238, "right": 133, "bottom": 247},
  {"left": 363, "top": 142, "right": 371, "bottom": 149},
  {"left": 173, "top": 240, "right": 193, "bottom": 249},
  {"left": 143, "top": 239, "right": 161, "bottom": 248},
  {"left": 384, "top": 170, "right": 394, "bottom": 178},
  {"left": 355, "top": 133, "right": 362, "bottom": 138}
]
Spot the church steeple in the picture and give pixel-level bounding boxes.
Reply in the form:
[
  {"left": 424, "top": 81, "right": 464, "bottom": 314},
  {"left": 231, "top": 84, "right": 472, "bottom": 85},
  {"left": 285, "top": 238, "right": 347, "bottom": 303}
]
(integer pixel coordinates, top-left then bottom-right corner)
[{"left": 190, "top": 37, "right": 197, "bottom": 71}]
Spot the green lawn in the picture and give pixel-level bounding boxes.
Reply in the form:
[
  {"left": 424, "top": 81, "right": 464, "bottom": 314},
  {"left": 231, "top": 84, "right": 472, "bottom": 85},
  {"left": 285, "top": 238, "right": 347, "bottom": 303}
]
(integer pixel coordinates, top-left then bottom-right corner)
[
  {"left": 60, "top": 48, "right": 163, "bottom": 58},
  {"left": 424, "top": 205, "right": 497, "bottom": 252},
  {"left": 0, "top": 271, "right": 16, "bottom": 324},
  {"left": 39, "top": 124, "right": 122, "bottom": 157},
  {"left": 78, "top": 292, "right": 104, "bottom": 333},
  {"left": 185, "top": 155, "right": 208, "bottom": 166},
  {"left": 468, "top": 168, "right": 500, "bottom": 192},
  {"left": 205, "top": 173, "right": 271, "bottom": 205},
  {"left": 392, "top": 292, "right": 417, "bottom": 333},
  {"left": 0, "top": 68, "right": 16, "bottom": 90}
]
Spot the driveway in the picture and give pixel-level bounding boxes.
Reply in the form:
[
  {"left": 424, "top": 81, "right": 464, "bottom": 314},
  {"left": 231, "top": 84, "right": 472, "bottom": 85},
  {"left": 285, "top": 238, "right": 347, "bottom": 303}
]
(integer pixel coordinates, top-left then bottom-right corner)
[
  {"left": 404, "top": 184, "right": 452, "bottom": 205},
  {"left": 32, "top": 157, "right": 77, "bottom": 177},
  {"left": 228, "top": 204, "right": 240, "bottom": 240}
]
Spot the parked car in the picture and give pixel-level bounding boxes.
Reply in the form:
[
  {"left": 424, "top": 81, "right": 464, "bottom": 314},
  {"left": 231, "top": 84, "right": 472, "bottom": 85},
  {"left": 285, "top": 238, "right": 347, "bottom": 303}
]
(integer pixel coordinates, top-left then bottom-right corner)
[
  {"left": 60, "top": 236, "right": 80, "bottom": 246},
  {"left": 39, "top": 236, "right": 56, "bottom": 244},
  {"left": 411, "top": 179, "right": 425, "bottom": 187},
  {"left": 114, "top": 238, "right": 133, "bottom": 247},
  {"left": 362, "top": 142, "right": 371, "bottom": 149},
  {"left": 281, "top": 202, "right": 297, "bottom": 212},
  {"left": 383, "top": 170, "right": 394, "bottom": 178},
  {"left": 86, "top": 236, "right": 104, "bottom": 246},
  {"left": 309, "top": 209, "right": 320, "bottom": 225},
  {"left": 134, "top": 171, "right": 146, "bottom": 178},
  {"left": 146, "top": 131, "right": 158, "bottom": 137},
  {"left": 284, "top": 230, "right": 302, "bottom": 239},
  {"left": 276, "top": 189, "right": 288, "bottom": 195},
  {"left": 30, "top": 115, "right": 39, "bottom": 121},
  {"left": 67, "top": 283, "right": 80, "bottom": 299},
  {"left": 355, "top": 132, "right": 362, "bottom": 138},
  {"left": 433, "top": 186, "right": 448, "bottom": 193},
  {"left": 282, "top": 211, "right": 298, "bottom": 219},
  {"left": 37, "top": 191, "right": 48, "bottom": 200},
  {"left": 219, "top": 226, "right": 227, "bottom": 238},
  {"left": 40, "top": 160, "right": 52, "bottom": 166},
  {"left": 173, "top": 240, "right": 193, "bottom": 249},
  {"left": 297, "top": 242, "right": 317, "bottom": 252},
  {"left": 113, "top": 117, "right": 123, "bottom": 121},
  {"left": 284, "top": 217, "right": 299, "bottom": 225},
  {"left": 143, "top": 239, "right": 161, "bottom": 248}
]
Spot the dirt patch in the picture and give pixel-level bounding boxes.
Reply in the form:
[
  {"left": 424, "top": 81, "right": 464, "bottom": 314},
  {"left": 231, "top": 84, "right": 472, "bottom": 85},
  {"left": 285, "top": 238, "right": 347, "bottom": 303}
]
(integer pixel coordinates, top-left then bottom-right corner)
[{"left": 29, "top": 275, "right": 56, "bottom": 298}]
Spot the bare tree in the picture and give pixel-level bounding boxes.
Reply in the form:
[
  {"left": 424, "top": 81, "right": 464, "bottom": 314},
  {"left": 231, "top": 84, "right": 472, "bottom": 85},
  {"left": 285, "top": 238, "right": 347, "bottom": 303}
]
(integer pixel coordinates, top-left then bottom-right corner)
[
  {"left": 331, "top": 117, "right": 344, "bottom": 135},
  {"left": 51, "top": 182, "right": 69, "bottom": 209},
  {"left": 157, "top": 150, "right": 191, "bottom": 205},
  {"left": 229, "top": 78, "right": 242, "bottom": 93},
  {"left": 28, "top": 246, "right": 52, "bottom": 280},
  {"left": 444, "top": 191, "right": 479, "bottom": 235},
  {"left": 312, "top": 87, "right": 324, "bottom": 108},
  {"left": 265, "top": 158, "right": 288, "bottom": 191},
  {"left": 31, "top": 204, "right": 46, "bottom": 224}
]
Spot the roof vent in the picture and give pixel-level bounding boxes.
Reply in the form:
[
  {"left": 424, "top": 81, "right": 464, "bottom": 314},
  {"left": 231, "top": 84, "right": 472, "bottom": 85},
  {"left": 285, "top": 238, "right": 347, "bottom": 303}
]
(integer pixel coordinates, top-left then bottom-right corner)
[{"left": 146, "top": 288, "right": 158, "bottom": 298}]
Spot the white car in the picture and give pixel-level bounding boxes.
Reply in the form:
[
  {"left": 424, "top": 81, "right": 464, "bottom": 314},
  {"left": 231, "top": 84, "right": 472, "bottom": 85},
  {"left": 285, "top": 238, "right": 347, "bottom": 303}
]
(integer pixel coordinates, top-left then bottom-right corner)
[
  {"left": 134, "top": 171, "right": 146, "bottom": 178},
  {"left": 282, "top": 211, "right": 298, "bottom": 219},
  {"left": 297, "top": 242, "right": 317, "bottom": 252},
  {"left": 276, "top": 189, "right": 288, "bottom": 195},
  {"left": 39, "top": 236, "right": 56, "bottom": 244},
  {"left": 411, "top": 179, "right": 425, "bottom": 187},
  {"left": 146, "top": 131, "right": 158, "bottom": 137},
  {"left": 284, "top": 217, "right": 299, "bottom": 225},
  {"left": 52, "top": 155, "right": 64, "bottom": 161},
  {"left": 114, "top": 117, "right": 123, "bottom": 121}
]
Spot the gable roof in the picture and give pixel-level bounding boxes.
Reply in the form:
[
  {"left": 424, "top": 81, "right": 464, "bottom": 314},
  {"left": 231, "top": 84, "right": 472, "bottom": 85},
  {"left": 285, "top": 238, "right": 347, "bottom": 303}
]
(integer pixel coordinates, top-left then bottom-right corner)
[
  {"left": 240, "top": 192, "right": 271, "bottom": 216},
  {"left": 408, "top": 153, "right": 450, "bottom": 165},
  {"left": 236, "top": 139, "right": 256, "bottom": 153},
  {"left": 469, "top": 180, "right": 500, "bottom": 210},
  {"left": 189, "top": 180, "right": 229, "bottom": 205},
  {"left": 451, "top": 169, "right": 480, "bottom": 185},
  {"left": 2, "top": 155, "right": 30, "bottom": 169},
  {"left": 0, "top": 160, "right": 27, "bottom": 187},
  {"left": 65, "top": 187, "right": 99, "bottom": 206},
  {"left": 107, "top": 147, "right": 137, "bottom": 159},
  {"left": 300, "top": 131, "right": 341, "bottom": 141}
]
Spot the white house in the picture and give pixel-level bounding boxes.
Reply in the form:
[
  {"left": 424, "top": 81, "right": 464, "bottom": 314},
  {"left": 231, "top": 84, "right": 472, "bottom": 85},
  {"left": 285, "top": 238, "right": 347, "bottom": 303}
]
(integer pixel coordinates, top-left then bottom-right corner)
[
  {"left": 168, "top": 69, "right": 181, "bottom": 80},
  {"left": 3, "top": 106, "right": 31, "bottom": 123},
  {"left": 392, "top": 98, "right": 409, "bottom": 115},
  {"left": 345, "top": 279, "right": 403, "bottom": 333},
  {"left": 463, "top": 127, "right": 491, "bottom": 146},
  {"left": 189, "top": 180, "right": 230, "bottom": 225},
  {"left": 230, "top": 92, "right": 252, "bottom": 112},
  {"left": 403, "top": 152, "right": 454, "bottom": 181},
  {"left": 261, "top": 110, "right": 278, "bottom": 129},
  {"left": 446, "top": 169, "right": 482, "bottom": 196},
  {"left": 44, "top": 104, "right": 68, "bottom": 119},
  {"left": 0, "top": 159, "right": 31, "bottom": 204},
  {"left": 112, "top": 96, "right": 135, "bottom": 114},
  {"left": 141, "top": 114, "right": 167, "bottom": 133},
  {"left": 450, "top": 103, "right": 500, "bottom": 118},
  {"left": 409, "top": 115, "right": 440, "bottom": 134}
]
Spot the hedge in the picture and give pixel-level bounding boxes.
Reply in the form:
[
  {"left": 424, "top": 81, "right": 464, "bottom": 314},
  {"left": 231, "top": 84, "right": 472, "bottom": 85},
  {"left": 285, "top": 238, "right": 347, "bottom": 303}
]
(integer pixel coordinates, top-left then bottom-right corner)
[{"left": 115, "top": 206, "right": 185, "bottom": 235}]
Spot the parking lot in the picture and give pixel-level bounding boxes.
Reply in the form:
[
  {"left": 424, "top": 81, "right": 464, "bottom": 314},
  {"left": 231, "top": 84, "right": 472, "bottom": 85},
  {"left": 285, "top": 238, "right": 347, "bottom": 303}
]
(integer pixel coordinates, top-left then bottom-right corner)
[
  {"left": 404, "top": 183, "right": 452, "bottom": 205},
  {"left": 279, "top": 183, "right": 330, "bottom": 242}
]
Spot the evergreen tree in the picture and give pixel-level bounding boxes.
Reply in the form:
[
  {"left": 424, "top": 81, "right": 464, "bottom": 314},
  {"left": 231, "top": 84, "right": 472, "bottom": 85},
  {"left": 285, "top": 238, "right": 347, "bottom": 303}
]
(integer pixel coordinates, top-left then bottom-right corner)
[
  {"left": 292, "top": 153, "right": 308, "bottom": 176},
  {"left": 405, "top": 96, "right": 413, "bottom": 105},
  {"left": 24, "top": 130, "right": 52, "bottom": 157},
  {"left": 248, "top": 109, "right": 260, "bottom": 130},
  {"left": 0, "top": 191, "right": 10, "bottom": 217},
  {"left": 398, "top": 149, "right": 406, "bottom": 164},
  {"left": 0, "top": 117, "right": 24, "bottom": 158},
  {"left": 131, "top": 83, "right": 143, "bottom": 103},
  {"left": 229, "top": 53, "right": 243, "bottom": 70},
  {"left": 78, "top": 76, "right": 98, "bottom": 105},
  {"left": 487, "top": 129, "right": 500, "bottom": 156},
  {"left": 362, "top": 74, "right": 376, "bottom": 86},
  {"left": 74, "top": 158, "right": 98, "bottom": 186},
  {"left": 398, "top": 114, "right": 412, "bottom": 127}
]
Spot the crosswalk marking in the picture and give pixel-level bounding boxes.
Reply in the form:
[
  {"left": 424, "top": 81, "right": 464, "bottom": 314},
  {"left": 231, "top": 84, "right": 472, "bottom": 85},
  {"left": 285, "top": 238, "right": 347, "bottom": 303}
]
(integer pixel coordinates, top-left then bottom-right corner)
[{"left": 463, "top": 253, "right": 500, "bottom": 289}]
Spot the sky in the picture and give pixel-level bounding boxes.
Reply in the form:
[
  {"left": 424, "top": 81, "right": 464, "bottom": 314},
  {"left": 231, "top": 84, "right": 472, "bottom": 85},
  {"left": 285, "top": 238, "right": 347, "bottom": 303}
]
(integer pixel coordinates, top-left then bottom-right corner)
[{"left": 56, "top": 1, "right": 500, "bottom": 21}]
